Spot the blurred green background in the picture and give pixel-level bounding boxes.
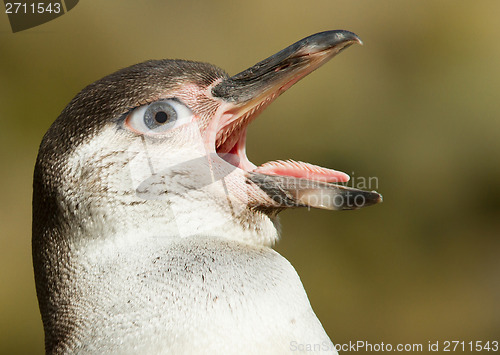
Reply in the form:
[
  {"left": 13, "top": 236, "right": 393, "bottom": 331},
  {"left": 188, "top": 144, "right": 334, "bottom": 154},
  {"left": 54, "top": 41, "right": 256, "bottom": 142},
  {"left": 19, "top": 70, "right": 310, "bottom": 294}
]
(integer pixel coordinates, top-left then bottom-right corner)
[{"left": 1, "top": 1, "right": 499, "bottom": 353}]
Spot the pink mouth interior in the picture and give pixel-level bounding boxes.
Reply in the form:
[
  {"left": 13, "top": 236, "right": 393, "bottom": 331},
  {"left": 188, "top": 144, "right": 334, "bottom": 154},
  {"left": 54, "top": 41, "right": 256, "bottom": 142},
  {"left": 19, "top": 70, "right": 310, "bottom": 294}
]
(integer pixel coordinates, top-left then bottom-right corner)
[{"left": 215, "top": 108, "right": 350, "bottom": 183}]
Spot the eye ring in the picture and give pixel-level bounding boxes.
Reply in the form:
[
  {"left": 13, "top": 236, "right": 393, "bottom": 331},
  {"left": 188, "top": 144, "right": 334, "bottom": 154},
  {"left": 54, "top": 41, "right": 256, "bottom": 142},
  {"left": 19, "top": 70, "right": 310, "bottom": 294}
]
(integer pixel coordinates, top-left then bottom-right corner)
[{"left": 124, "top": 99, "right": 194, "bottom": 135}]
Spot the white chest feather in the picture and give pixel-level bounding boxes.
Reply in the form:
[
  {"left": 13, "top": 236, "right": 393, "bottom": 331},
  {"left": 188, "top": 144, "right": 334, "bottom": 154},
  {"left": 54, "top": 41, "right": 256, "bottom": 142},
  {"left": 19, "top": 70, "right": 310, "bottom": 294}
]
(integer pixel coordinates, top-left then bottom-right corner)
[{"left": 67, "top": 236, "right": 335, "bottom": 354}]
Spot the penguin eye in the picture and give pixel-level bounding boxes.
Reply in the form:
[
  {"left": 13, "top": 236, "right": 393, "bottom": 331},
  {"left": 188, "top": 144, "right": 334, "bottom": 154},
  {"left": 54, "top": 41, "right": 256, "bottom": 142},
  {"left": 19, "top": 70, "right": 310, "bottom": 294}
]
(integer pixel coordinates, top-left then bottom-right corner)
[{"left": 125, "top": 99, "right": 193, "bottom": 135}]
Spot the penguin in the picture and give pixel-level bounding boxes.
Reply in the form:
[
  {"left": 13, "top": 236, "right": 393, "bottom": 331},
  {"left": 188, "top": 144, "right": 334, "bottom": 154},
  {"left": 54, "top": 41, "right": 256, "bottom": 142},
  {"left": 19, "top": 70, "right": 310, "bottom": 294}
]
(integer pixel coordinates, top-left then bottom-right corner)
[{"left": 33, "top": 30, "right": 381, "bottom": 354}]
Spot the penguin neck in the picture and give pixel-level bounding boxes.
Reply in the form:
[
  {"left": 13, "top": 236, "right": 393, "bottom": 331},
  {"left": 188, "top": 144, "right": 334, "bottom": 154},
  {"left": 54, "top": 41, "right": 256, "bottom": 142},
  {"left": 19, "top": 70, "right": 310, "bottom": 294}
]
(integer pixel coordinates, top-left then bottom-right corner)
[
  {"left": 33, "top": 184, "right": 282, "bottom": 351},
  {"left": 33, "top": 184, "right": 280, "bottom": 352}
]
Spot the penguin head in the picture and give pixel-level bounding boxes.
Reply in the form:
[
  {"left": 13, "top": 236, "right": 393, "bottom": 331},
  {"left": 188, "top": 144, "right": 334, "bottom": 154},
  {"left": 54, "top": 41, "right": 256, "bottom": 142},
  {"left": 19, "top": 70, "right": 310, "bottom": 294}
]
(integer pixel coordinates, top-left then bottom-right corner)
[{"left": 34, "top": 31, "right": 380, "bottom": 249}]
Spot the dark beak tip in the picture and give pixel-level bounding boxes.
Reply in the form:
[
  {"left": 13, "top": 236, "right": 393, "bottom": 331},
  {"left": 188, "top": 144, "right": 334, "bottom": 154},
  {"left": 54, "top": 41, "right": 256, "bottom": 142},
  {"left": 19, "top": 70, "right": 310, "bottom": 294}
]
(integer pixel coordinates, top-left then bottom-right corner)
[
  {"left": 311, "top": 30, "right": 363, "bottom": 51},
  {"left": 335, "top": 30, "right": 362, "bottom": 43},
  {"left": 365, "top": 191, "right": 383, "bottom": 206},
  {"left": 342, "top": 189, "right": 383, "bottom": 210}
]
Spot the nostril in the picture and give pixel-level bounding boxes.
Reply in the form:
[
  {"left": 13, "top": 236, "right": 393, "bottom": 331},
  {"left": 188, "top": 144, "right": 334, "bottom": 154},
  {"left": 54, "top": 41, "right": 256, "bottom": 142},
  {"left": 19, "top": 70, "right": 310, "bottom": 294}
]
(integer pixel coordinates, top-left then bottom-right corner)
[{"left": 275, "top": 63, "right": 290, "bottom": 72}]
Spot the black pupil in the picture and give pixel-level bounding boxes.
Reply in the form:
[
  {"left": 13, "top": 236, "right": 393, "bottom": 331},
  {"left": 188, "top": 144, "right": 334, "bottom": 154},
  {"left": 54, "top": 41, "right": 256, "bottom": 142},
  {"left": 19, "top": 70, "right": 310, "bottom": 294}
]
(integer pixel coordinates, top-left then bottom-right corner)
[{"left": 155, "top": 111, "right": 168, "bottom": 124}]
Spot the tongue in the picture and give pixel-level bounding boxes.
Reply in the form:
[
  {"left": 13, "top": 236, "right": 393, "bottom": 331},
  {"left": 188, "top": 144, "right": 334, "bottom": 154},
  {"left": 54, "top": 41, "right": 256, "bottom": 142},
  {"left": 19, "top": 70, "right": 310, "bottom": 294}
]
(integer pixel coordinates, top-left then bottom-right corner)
[{"left": 253, "top": 159, "right": 350, "bottom": 183}]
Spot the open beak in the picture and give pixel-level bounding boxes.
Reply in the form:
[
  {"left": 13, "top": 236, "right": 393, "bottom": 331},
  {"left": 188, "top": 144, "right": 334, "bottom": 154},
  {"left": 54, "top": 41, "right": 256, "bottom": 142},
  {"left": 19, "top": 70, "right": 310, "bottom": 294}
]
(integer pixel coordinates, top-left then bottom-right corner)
[{"left": 210, "top": 30, "right": 382, "bottom": 210}]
